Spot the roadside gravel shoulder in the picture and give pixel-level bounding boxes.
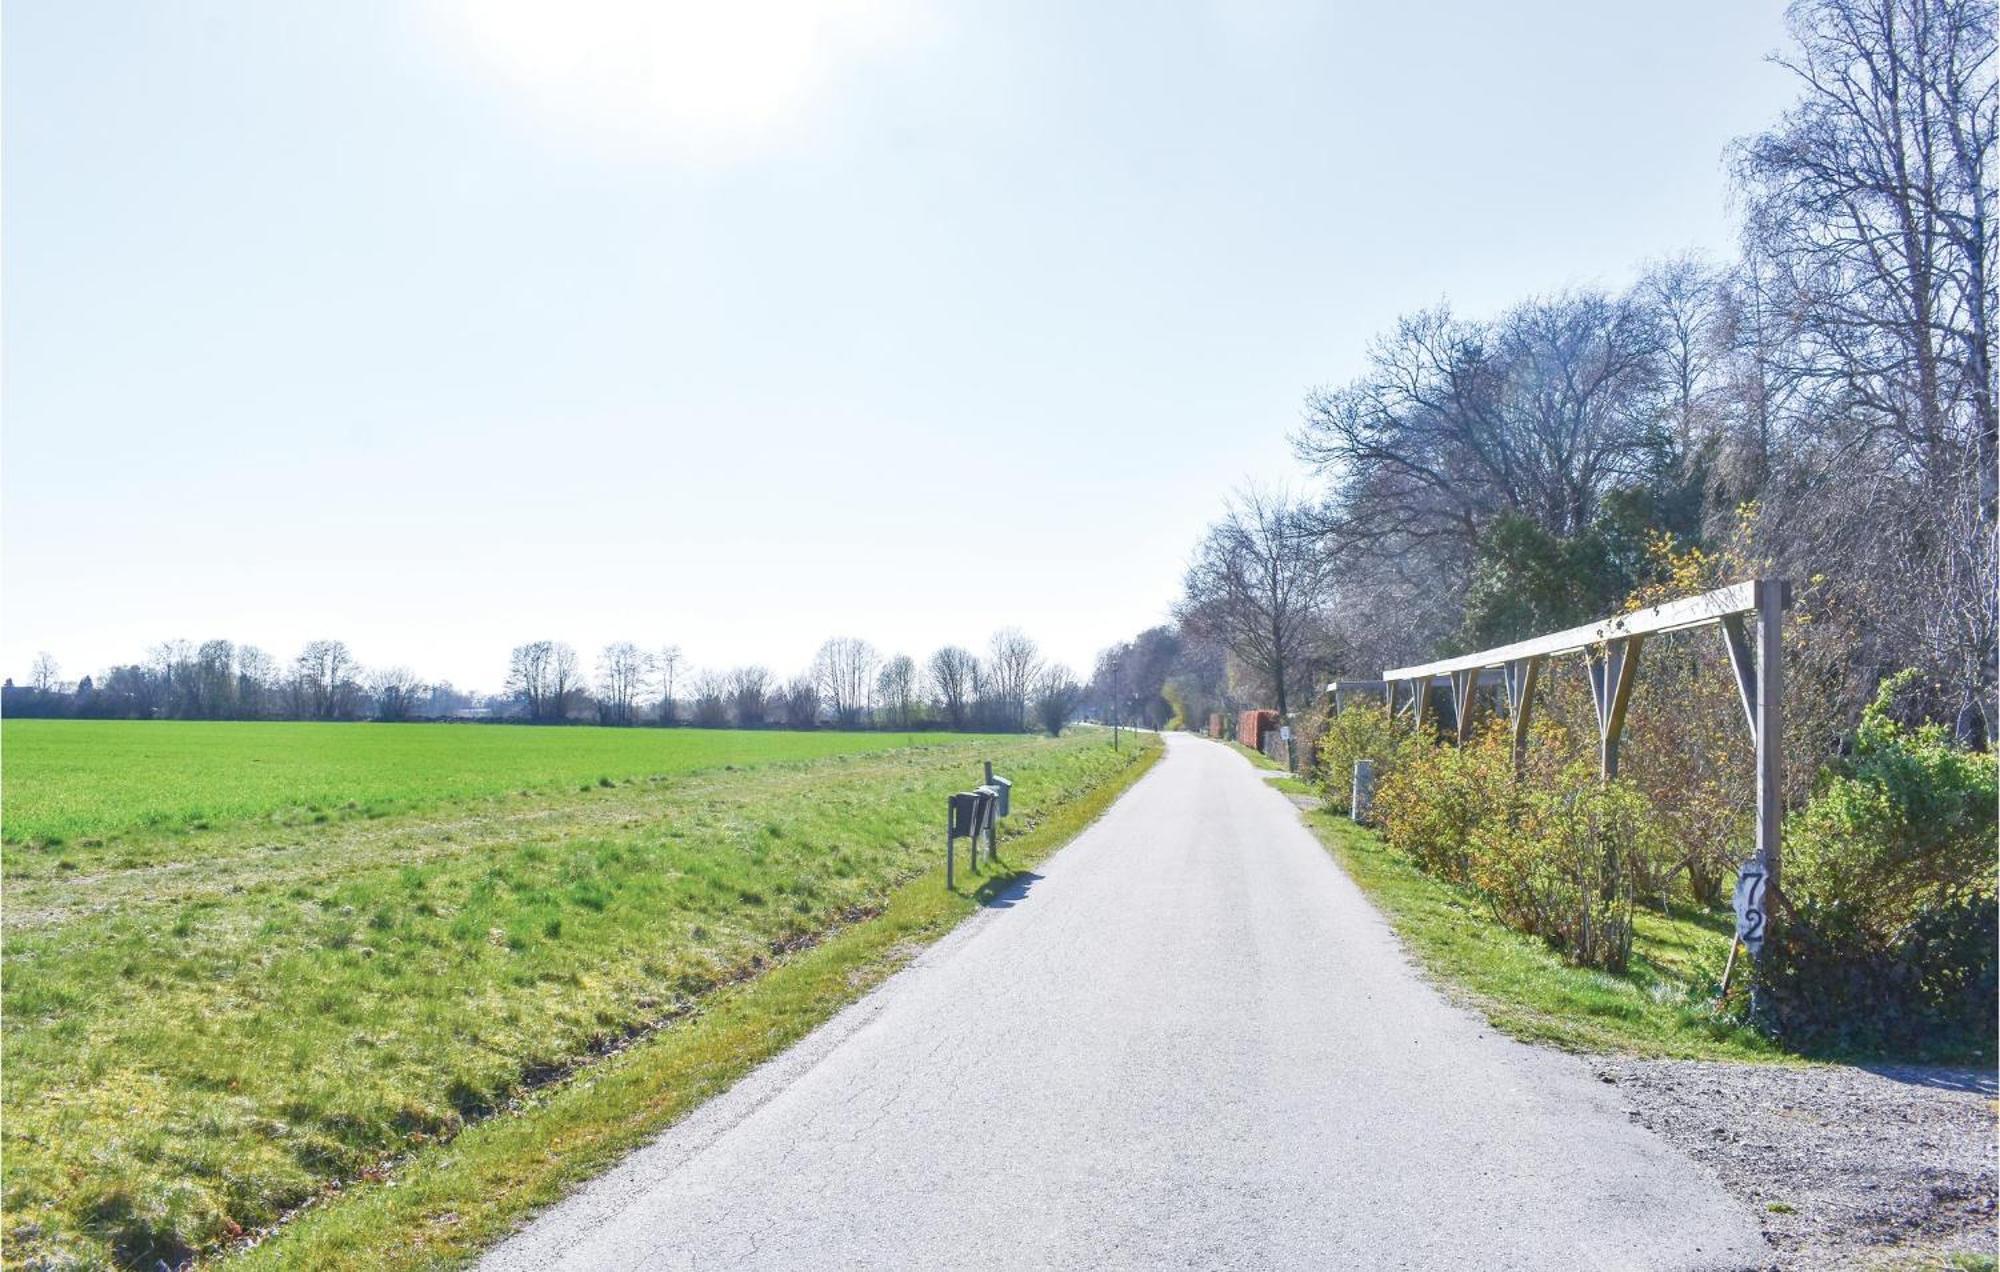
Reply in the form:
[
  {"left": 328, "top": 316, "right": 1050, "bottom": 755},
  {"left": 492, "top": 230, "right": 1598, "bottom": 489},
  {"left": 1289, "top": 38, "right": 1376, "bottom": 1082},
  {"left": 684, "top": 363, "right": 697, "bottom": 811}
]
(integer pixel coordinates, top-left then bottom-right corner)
[{"left": 1589, "top": 1058, "right": 1997, "bottom": 1270}]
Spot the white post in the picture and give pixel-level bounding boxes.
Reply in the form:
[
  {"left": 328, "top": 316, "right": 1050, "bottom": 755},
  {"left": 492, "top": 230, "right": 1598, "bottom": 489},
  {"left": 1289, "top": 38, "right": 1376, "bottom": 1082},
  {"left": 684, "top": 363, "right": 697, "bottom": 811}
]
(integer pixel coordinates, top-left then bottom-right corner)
[{"left": 1352, "top": 759, "right": 1374, "bottom": 825}]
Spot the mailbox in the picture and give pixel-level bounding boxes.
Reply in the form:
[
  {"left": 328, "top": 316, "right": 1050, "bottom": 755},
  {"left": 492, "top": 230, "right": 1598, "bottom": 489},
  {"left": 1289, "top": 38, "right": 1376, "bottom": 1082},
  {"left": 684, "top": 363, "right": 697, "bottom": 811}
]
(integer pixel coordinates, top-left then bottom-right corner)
[
  {"left": 948, "top": 791, "right": 981, "bottom": 839},
  {"left": 982, "top": 762, "right": 1012, "bottom": 817}
]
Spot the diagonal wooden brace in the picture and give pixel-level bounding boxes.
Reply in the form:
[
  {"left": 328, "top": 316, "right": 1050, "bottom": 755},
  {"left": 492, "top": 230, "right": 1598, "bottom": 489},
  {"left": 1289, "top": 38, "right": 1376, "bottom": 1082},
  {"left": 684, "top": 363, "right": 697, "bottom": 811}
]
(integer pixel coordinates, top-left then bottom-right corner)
[{"left": 1585, "top": 636, "right": 1643, "bottom": 779}]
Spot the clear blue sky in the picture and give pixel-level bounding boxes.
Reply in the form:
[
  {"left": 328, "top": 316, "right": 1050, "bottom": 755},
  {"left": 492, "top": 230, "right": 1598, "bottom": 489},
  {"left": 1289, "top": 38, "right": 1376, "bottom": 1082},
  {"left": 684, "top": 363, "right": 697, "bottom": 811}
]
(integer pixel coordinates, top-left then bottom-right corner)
[{"left": 3, "top": 0, "right": 1797, "bottom": 692}]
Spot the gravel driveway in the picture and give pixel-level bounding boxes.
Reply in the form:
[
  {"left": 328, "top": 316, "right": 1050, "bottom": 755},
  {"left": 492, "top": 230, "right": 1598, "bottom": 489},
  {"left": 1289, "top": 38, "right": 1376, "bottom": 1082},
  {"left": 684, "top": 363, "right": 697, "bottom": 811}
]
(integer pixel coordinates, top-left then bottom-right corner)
[{"left": 1592, "top": 1058, "right": 1997, "bottom": 1270}]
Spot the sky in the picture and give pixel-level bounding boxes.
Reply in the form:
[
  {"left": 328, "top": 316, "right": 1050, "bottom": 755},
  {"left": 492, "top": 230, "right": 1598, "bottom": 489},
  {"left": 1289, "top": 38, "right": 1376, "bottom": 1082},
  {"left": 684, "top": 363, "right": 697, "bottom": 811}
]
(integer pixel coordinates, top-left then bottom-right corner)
[{"left": 2, "top": 0, "right": 1801, "bottom": 693}]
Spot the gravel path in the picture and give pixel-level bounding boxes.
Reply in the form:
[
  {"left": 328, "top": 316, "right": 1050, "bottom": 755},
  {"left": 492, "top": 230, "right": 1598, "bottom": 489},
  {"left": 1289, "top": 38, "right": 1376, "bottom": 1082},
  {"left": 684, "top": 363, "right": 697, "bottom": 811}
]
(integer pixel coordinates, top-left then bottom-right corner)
[
  {"left": 484, "top": 734, "right": 1766, "bottom": 1270},
  {"left": 1591, "top": 1058, "right": 1997, "bottom": 1270}
]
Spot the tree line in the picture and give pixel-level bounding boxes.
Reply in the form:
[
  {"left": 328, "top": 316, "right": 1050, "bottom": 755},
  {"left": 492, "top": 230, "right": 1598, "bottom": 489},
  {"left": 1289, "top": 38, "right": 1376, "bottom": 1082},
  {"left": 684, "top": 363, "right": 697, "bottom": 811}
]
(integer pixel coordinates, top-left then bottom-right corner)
[
  {"left": 1092, "top": 0, "right": 1996, "bottom": 748},
  {"left": 4, "top": 630, "right": 1085, "bottom": 734}
]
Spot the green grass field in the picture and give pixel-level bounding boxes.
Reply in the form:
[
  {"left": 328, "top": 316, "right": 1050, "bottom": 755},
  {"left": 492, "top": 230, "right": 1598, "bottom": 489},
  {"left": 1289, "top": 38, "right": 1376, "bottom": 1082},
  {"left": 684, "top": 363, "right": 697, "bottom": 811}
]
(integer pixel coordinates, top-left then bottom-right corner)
[
  {"left": 0, "top": 720, "right": 1156, "bottom": 1270},
  {"left": 1, "top": 719, "right": 956, "bottom": 850}
]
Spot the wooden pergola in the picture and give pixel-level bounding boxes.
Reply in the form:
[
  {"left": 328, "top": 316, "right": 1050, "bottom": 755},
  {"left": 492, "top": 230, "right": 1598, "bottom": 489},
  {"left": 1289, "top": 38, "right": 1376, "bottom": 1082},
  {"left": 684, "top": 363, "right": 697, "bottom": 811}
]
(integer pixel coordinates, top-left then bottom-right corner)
[{"left": 1333, "top": 579, "right": 1791, "bottom": 888}]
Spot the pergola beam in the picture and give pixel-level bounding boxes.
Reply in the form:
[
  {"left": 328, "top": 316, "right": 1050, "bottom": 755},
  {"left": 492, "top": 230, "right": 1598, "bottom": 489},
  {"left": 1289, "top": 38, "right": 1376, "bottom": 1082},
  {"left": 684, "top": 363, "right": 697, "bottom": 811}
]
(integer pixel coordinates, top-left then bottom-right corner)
[{"left": 1383, "top": 581, "right": 1758, "bottom": 683}]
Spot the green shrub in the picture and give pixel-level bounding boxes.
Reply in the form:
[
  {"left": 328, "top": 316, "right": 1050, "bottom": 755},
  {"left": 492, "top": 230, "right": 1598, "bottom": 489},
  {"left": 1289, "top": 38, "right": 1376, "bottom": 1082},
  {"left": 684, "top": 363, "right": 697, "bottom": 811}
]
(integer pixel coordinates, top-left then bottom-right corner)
[
  {"left": 1784, "top": 670, "right": 1996, "bottom": 928},
  {"left": 1758, "top": 671, "right": 1999, "bottom": 1053},
  {"left": 1467, "top": 764, "right": 1671, "bottom": 972},
  {"left": 1373, "top": 733, "right": 1515, "bottom": 884},
  {"left": 1315, "top": 705, "right": 1416, "bottom": 815},
  {"left": 1374, "top": 729, "right": 1676, "bottom": 972}
]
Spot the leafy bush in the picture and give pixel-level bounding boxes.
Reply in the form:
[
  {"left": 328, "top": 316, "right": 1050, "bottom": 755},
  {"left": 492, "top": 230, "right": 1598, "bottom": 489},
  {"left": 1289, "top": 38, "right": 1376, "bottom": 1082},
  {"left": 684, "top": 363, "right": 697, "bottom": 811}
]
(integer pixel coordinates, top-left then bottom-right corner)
[
  {"left": 1315, "top": 704, "right": 1416, "bottom": 815},
  {"left": 1373, "top": 733, "right": 1516, "bottom": 885},
  {"left": 1374, "top": 729, "right": 1676, "bottom": 971},
  {"left": 1784, "top": 670, "right": 1996, "bottom": 926},
  {"left": 1468, "top": 764, "right": 1671, "bottom": 972},
  {"left": 1757, "top": 671, "right": 1999, "bottom": 1052}
]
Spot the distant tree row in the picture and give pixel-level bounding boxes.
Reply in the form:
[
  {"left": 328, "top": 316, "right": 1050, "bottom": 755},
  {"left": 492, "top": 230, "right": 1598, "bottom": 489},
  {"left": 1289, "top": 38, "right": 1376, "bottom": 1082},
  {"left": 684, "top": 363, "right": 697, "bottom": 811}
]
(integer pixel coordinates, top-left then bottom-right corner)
[
  {"left": 3, "top": 629, "right": 1085, "bottom": 734},
  {"left": 503, "top": 629, "right": 1078, "bottom": 733}
]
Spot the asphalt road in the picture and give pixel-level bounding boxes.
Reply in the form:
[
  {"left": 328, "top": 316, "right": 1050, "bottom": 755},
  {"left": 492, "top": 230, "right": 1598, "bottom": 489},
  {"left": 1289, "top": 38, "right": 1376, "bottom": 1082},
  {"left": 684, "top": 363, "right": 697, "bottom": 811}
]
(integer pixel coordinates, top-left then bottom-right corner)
[{"left": 483, "top": 733, "right": 1767, "bottom": 1271}]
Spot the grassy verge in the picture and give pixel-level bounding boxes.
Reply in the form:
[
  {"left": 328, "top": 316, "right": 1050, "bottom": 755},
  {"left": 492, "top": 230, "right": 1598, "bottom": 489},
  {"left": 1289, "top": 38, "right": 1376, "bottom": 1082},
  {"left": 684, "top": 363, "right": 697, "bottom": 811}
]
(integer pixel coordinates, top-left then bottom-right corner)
[
  {"left": 1228, "top": 741, "right": 1284, "bottom": 771},
  {"left": 3, "top": 729, "right": 1156, "bottom": 1270},
  {"left": 226, "top": 732, "right": 1160, "bottom": 1269},
  {"left": 1300, "top": 808, "right": 1782, "bottom": 1061}
]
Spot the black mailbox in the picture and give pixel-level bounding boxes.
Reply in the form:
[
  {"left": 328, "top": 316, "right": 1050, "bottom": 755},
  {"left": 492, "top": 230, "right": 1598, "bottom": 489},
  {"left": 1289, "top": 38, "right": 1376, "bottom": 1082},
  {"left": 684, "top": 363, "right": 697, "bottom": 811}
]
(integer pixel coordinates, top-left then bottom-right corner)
[{"left": 947, "top": 791, "right": 981, "bottom": 839}]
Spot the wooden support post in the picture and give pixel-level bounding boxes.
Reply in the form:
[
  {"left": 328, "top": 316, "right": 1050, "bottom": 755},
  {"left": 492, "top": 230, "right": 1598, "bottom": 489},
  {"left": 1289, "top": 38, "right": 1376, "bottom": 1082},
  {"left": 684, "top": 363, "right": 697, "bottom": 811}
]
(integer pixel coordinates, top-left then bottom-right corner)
[
  {"left": 1450, "top": 668, "right": 1478, "bottom": 747},
  {"left": 1385, "top": 680, "right": 1399, "bottom": 725},
  {"left": 1504, "top": 656, "right": 1541, "bottom": 775},
  {"left": 1586, "top": 637, "right": 1643, "bottom": 779},
  {"left": 1412, "top": 679, "right": 1431, "bottom": 736},
  {"left": 1753, "top": 581, "right": 1785, "bottom": 890}
]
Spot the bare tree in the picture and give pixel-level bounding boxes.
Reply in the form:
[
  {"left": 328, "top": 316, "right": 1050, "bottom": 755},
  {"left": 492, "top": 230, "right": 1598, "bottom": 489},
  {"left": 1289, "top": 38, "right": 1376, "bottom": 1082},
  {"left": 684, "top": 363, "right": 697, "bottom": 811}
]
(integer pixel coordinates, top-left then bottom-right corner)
[
  {"left": 1176, "top": 487, "right": 1332, "bottom": 719},
  {"left": 778, "top": 675, "right": 821, "bottom": 728},
  {"left": 1735, "top": 0, "right": 1997, "bottom": 722},
  {"left": 656, "top": 644, "right": 683, "bottom": 725},
  {"left": 813, "top": 637, "right": 879, "bottom": 727},
  {"left": 192, "top": 640, "right": 237, "bottom": 718},
  {"left": 28, "top": 652, "right": 60, "bottom": 693},
  {"left": 926, "top": 645, "right": 978, "bottom": 730},
  {"left": 367, "top": 666, "right": 426, "bottom": 721},
  {"left": 507, "top": 640, "right": 582, "bottom": 722},
  {"left": 596, "top": 641, "right": 652, "bottom": 726},
  {"left": 984, "top": 629, "right": 1041, "bottom": 732},
  {"left": 235, "top": 645, "right": 278, "bottom": 718},
  {"left": 1033, "top": 664, "right": 1082, "bottom": 736},
  {"left": 728, "top": 665, "right": 772, "bottom": 726},
  {"left": 689, "top": 669, "right": 730, "bottom": 726},
  {"left": 1636, "top": 253, "right": 1736, "bottom": 468},
  {"left": 295, "top": 640, "right": 356, "bottom": 720},
  {"left": 1294, "top": 295, "right": 1666, "bottom": 558},
  {"left": 875, "top": 654, "right": 919, "bottom": 728}
]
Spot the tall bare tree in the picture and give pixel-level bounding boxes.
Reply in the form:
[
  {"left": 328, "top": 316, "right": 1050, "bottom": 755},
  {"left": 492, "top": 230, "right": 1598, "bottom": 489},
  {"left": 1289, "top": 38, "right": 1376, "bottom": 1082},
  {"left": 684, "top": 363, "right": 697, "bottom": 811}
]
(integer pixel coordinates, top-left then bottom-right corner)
[
  {"left": 813, "top": 637, "right": 879, "bottom": 727},
  {"left": 875, "top": 654, "right": 918, "bottom": 728},
  {"left": 1736, "top": 0, "right": 1997, "bottom": 721},
  {"left": 507, "top": 640, "right": 581, "bottom": 722},
  {"left": 926, "top": 645, "right": 978, "bottom": 730},
  {"left": 596, "top": 641, "right": 652, "bottom": 726},
  {"left": 28, "top": 651, "right": 60, "bottom": 693},
  {"left": 295, "top": 640, "right": 356, "bottom": 720},
  {"left": 984, "top": 629, "right": 1041, "bottom": 732},
  {"left": 1176, "top": 487, "right": 1333, "bottom": 719},
  {"left": 656, "top": 644, "right": 683, "bottom": 725}
]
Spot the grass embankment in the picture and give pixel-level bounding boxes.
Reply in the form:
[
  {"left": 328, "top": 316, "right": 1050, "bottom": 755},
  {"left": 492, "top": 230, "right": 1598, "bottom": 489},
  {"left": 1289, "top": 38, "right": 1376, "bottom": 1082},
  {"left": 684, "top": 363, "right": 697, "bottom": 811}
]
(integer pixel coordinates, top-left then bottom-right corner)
[
  {"left": 1301, "top": 809, "right": 1781, "bottom": 1061},
  {"left": 1, "top": 723, "right": 1159, "bottom": 1270}
]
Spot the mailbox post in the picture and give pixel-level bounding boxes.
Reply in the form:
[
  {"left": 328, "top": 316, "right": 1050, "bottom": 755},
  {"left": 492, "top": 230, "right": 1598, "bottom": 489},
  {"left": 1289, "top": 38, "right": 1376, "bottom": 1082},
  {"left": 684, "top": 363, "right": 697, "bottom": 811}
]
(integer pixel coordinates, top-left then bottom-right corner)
[{"left": 947, "top": 762, "right": 1013, "bottom": 889}]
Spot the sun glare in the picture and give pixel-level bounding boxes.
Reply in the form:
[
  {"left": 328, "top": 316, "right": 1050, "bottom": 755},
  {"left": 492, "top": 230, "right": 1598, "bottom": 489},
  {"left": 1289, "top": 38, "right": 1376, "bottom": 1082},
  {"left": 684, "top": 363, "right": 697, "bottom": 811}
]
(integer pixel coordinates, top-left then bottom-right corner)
[{"left": 433, "top": 0, "right": 920, "bottom": 159}]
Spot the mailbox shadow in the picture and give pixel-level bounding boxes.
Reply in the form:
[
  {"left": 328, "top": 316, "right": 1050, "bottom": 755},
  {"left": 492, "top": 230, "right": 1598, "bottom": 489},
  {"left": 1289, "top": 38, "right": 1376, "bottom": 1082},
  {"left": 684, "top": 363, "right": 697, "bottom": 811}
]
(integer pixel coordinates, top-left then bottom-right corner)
[{"left": 973, "top": 870, "right": 1045, "bottom": 910}]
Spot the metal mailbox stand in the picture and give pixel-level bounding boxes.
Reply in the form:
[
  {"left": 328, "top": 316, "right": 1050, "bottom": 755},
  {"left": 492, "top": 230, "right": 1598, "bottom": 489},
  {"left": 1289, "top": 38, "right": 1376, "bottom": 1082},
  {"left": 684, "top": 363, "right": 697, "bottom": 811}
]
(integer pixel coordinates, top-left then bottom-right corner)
[{"left": 945, "top": 761, "right": 1012, "bottom": 889}]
